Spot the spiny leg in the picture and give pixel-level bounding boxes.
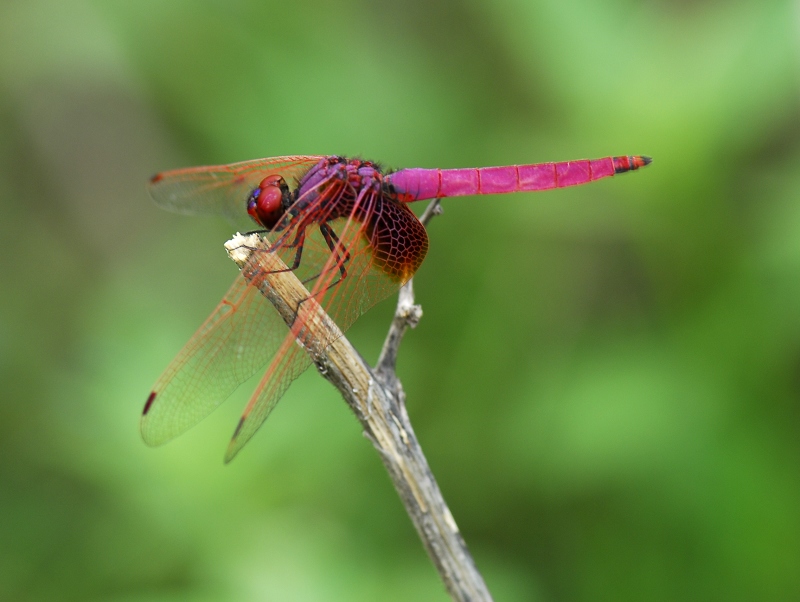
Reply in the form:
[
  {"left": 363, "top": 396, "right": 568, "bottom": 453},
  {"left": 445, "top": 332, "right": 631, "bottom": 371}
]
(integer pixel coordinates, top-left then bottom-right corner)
[
  {"left": 250, "top": 226, "right": 308, "bottom": 277},
  {"left": 291, "top": 222, "right": 353, "bottom": 326},
  {"left": 272, "top": 227, "right": 307, "bottom": 274},
  {"left": 301, "top": 222, "right": 350, "bottom": 291}
]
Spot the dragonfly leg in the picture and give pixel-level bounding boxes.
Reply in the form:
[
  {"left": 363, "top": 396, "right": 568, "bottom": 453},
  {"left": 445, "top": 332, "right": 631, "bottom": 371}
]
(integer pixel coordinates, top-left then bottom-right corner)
[
  {"left": 301, "top": 222, "right": 350, "bottom": 290},
  {"left": 243, "top": 228, "right": 269, "bottom": 236},
  {"left": 291, "top": 222, "right": 352, "bottom": 328},
  {"left": 267, "top": 221, "right": 302, "bottom": 253},
  {"left": 269, "top": 228, "right": 307, "bottom": 274},
  {"left": 243, "top": 227, "right": 308, "bottom": 277}
]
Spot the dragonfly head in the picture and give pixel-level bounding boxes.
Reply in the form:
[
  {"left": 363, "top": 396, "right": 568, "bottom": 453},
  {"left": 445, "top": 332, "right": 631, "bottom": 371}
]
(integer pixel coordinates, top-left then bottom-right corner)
[{"left": 247, "top": 175, "right": 291, "bottom": 229}]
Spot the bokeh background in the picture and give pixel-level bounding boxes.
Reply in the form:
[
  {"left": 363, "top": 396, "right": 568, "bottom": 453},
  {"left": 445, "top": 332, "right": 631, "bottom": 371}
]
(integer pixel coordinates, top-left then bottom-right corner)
[{"left": 2, "top": 0, "right": 800, "bottom": 600}]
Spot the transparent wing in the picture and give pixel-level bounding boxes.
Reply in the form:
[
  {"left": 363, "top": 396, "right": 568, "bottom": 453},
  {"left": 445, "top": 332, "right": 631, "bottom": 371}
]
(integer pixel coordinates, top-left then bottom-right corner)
[
  {"left": 224, "top": 335, "right": 312, "bottom": 462},
  {"left": 141, "top": 273, "right": 293, "bottom": 446},
  {"left": 148, "top": 155, "right": 325, "bottom": 232}
]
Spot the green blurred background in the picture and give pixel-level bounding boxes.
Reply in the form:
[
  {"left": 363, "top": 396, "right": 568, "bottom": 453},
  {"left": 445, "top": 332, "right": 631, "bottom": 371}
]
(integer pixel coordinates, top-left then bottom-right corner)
[{"left": 2, "top": 0, "right": 799, "bottom": 600}]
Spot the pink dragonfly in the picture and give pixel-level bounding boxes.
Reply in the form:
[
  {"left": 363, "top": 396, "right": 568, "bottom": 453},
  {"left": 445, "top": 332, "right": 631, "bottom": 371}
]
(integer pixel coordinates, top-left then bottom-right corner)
[{"left": 143, "top": 154, "right": 650, "bottom": 461}]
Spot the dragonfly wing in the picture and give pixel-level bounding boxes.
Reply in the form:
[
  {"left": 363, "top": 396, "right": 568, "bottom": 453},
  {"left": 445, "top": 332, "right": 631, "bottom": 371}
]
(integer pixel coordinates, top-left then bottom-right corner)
[
  {"left": 149, "top": 155, "right": 325, "bottom": 232},
  {"left": 141, "top": 273, "right": 293, "bottom": 446},
  {"left": 224, "top": 334, "right": 312, "bottom": 462}
]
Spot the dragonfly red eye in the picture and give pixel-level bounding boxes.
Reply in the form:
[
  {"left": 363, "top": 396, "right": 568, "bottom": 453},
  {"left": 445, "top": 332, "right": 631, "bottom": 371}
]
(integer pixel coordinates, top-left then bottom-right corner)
[{"left": 247, "top": 175, "right": 287, "bottom": 228}]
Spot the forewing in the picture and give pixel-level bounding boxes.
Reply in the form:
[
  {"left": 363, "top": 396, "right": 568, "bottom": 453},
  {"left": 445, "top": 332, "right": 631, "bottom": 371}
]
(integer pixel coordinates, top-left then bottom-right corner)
[
  {"left": 141, "top": 273, "right": 292, "bottom": 446},
  {"left": 149, "top": 155, "right": 324, "bottom": 232}
]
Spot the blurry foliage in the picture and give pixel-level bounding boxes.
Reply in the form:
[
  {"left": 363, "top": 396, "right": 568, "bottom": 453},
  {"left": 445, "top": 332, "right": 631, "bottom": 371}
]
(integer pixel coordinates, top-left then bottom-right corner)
[{"left": 1, "top": 0, "right": 800, "bottom": 600}]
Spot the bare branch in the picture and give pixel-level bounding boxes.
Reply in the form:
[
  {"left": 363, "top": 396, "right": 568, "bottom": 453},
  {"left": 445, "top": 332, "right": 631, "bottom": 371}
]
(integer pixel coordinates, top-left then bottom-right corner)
[
  {"left": 225, "top": 222, "right": 492, "bottom": 602},
  {"left": 419, "top": 197, "right": 444, "bottom": 226}
]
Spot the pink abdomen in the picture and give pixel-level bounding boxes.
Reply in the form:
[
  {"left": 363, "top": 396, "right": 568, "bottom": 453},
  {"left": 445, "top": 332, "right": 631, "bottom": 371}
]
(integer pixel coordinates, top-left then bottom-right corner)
[{"left": 385, "top": 155, "right": 650, "bottom": 202}]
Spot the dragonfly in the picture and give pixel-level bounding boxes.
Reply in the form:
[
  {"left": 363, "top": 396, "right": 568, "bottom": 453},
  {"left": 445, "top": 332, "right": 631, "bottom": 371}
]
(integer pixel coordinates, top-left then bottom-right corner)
[{"left": 143, "top": 153, "right": 651, "bottom": 461}]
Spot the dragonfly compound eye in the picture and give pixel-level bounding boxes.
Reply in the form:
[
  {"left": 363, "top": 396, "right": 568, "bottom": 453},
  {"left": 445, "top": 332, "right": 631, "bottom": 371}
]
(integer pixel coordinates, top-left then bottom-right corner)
[{"left": 247, "top": 175, "right": 287, "bottom": 228}]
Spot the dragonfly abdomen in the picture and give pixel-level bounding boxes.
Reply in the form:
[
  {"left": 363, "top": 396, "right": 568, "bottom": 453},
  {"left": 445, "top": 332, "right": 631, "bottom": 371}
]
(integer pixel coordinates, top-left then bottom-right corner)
[{"left": 385, "top": 155, "right": 651, "bottom": 202}]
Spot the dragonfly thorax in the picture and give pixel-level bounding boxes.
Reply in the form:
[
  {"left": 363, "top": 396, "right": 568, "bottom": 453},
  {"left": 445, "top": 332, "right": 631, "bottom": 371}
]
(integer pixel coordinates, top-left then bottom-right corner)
[
  {"left": 289, "top": 156, "right": 389, "bottom": 220},
  {"left": 298, "top": 156, "right": 385, "bottom": 192}
]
